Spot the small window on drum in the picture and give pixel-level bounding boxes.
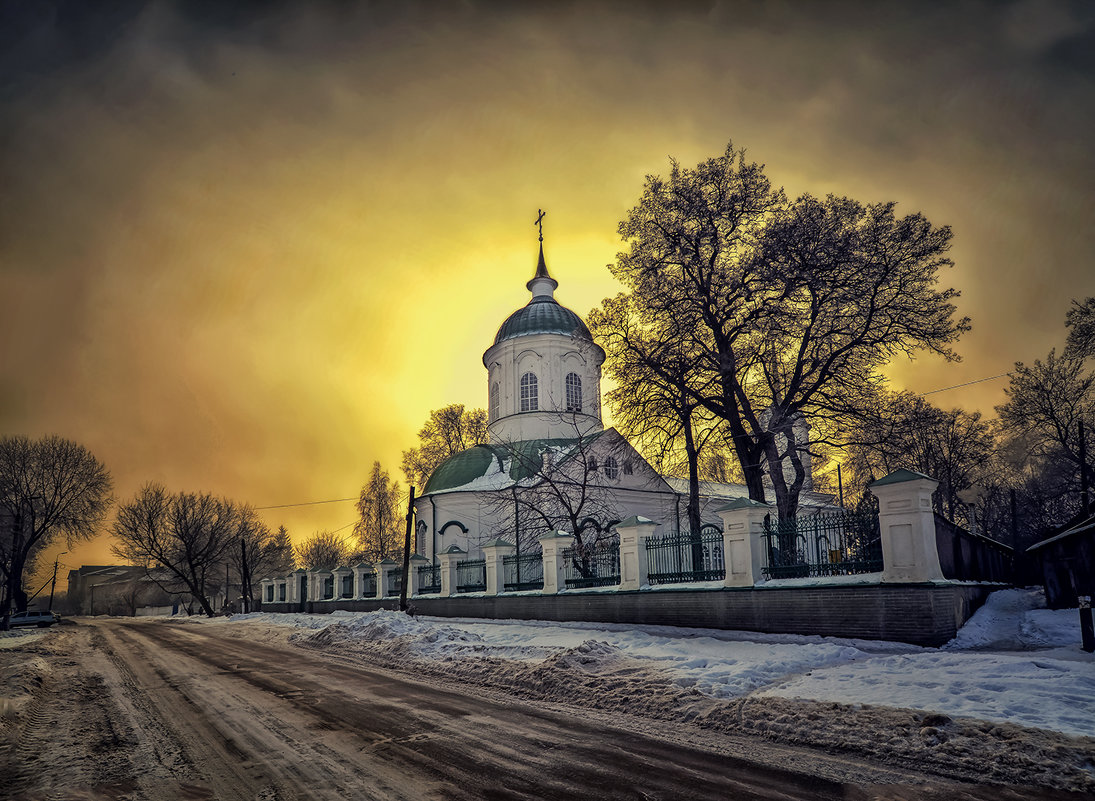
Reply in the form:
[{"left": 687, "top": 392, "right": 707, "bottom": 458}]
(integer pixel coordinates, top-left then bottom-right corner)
[
  {"left": 588, "top": 457, "right": 598, "bottom": 472},
  {"left": 604, "top": 457, "right": 619, "bottom": 480},
  {"left": 490, "top": 382, "right": 500, "bottom": 420},
  {"left": 520, "top": 372, "right": 538, "bottom": 412},
  {"left": 566, "top": 373, "right": 582, "bottom": 412},
  {"left": 623, "top": 460, "right": 633, "bottom": 476}
]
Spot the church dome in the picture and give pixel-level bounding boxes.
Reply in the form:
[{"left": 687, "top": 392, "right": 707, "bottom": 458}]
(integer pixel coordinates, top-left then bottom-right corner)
[{"left": 493, "top": 297, "right": 593, "bottom": 345}]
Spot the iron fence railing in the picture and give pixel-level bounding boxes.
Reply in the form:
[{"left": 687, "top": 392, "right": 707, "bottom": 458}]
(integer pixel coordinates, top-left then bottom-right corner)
[
  {"left": 646, "top": 527, "right": 725, "bottom": 585},
  {"left": 503, "top": 552, "right": 544, "bottom": 591},
  {"left": 360, "top": 574, "right": 377, "bottom": 598},
  {"left": 563, "top": 542, "right": 620, "bottom": 589},
  {"left": 456, "top": 559, "right": 487, "bottom": 593},
  {"left": 762, "top": 508, "right": 881, "bottom": 580},
  {"left": 417, "top": 563, "right": 442, "bottom": 594},
  {"left": 386, "top": 570, "right": 403, "bottom": 597}
]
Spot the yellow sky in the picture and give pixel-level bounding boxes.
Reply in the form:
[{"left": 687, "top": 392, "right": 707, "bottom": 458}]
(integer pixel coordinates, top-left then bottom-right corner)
[{"left": 3, "top": 1, "right": 1093, "bottom": 585}]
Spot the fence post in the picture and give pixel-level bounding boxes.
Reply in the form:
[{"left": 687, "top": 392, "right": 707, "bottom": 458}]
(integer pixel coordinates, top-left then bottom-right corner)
[
  {"left": 716, "top": 499, "right": 771, "bottom": 587},
  {"left": 290, "top": 569, "right": 307, "bottom": 605},
  {"left": 352, "top": 562, "right": 371, "bottom": 598},
  {"left": 617, "top": 516, "right": 658, "bottom": 591},
  {"left": 408, "top": 553, "right": 428, "bottom": 596},
  {"left": 311, "top": 570, "right": 332, "bottom": 601},
  {"left": 870, "top": 469, "right": 944, "bottom": 582},
  {"left": 482, "top": 538, "right": 517, "bottom": 595},
  {"left": 375, "top": 559, "right": 397, "bottom": 598},
  {"left": 438, "top": 545, "right": 466, "bottom": 597},
  {"left": 538, "top": 530, "right": 575, "bottom": 594}
]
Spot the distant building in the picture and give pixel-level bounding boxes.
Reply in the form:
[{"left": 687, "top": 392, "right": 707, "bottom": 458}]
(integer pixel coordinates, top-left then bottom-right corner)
[{"left": 66, "top": 565, "right": 190, "bottom": 616}]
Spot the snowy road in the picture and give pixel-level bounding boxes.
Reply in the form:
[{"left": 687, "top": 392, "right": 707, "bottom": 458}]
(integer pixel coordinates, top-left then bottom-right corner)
[{"left": 0, "top": 618, "right": 1086, "bottom": 800}]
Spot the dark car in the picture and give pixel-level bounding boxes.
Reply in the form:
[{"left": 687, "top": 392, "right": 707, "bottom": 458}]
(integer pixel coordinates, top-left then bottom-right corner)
[{"left": 8, "top": 610, "right": 60, "bottom": 628}]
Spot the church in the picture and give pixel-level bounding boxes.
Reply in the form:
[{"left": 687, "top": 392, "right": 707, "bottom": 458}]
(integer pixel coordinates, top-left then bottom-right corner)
[{"left": 412, "top": 229, "right": 836, "bottom": 563}]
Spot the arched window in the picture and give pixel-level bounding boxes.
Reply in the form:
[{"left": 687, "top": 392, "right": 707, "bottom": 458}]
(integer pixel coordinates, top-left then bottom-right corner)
[
  {"left": 588, "top": 457, "right": 598, "bottom": 472},
  {"left": 490, "top": 382, "right": 500, "bottom": 421},
  {"left": 520, "top": 372, "right": 538, "bottom": 412},
  {"left": 604, "top": 456, "right": 619, "bottom": 480},
  {"left": 566, "top": 373, "right": 583, "bottom": 412}
]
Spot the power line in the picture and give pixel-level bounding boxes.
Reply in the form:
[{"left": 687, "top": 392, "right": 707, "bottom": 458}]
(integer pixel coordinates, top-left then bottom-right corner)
[
  {"left": 254, "top": 497, "right": 357, "bottom": 510},
  {"left": 919, "top": 372, "right": 1011, "bottom": 396}
]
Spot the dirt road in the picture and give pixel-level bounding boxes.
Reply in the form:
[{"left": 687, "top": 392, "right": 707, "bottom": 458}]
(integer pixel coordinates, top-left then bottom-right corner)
[{"left": 0, "top": 620, "right": 1081, "bottom": 800}]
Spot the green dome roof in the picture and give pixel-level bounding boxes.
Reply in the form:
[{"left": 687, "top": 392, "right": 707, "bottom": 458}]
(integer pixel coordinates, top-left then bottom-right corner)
[
  {"left": 423, "top": 433, "right": 605, "bottom": 495},
  {"left": 494, "top": 298, "right": 592, "bottom": 345}
]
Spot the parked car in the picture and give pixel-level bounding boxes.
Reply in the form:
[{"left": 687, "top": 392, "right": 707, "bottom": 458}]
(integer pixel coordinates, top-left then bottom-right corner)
[{"left": 8, "top": 610, "right": 60, "bottom": 628}]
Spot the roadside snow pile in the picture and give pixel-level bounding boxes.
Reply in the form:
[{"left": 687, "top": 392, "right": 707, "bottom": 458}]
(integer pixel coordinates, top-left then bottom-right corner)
[
  {"left": 945, "top": 587, "right": 1078, "bottom": 651},
  {"left": 303, "top": 609, "right": 489, "bottom": 659}
]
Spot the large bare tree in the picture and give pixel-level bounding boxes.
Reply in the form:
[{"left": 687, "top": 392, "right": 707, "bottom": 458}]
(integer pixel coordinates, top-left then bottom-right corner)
[
  {"left": 599, "top": 141, "right": 969, "bottom": 520},
  {"left": 401, "top": 404, "right": 488, "bottom": 488},
  {"left": 111, "top": 484, "right": 240, "bottom": 618},
  {"left": 0, "top": 435, "right": 112, "bottom": 626},
  {"left": 294, "top": 530, "right": 352, "bottom": 571}
]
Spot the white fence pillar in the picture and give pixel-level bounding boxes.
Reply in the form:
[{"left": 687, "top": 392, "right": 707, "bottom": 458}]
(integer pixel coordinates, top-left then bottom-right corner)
[
  {"left": 408, "top": 554, "right": 429, "bottom": 596},
  {"left": 438, "top": 545, "right": 466, "bottom": 597},
  {"left": 260, "top": 578, "right": 273, "bottom": 606},
  {"left": 538, "top": 531, "right": 574, "bottom": 594},
  {"left": 617, "top": 516, "right": 658, "bottom": 591},
  {"left": 870, "top": 469, "right": 944, "bottom": 583},
  {"left": 716, "top": 499, "right": 771, "bottom": 587},
  {"left": 482, "top": 538, "right": 517, "bottom": 595},
  {"left": 375, "top": 558, "right": 397, "bottom": 598}
]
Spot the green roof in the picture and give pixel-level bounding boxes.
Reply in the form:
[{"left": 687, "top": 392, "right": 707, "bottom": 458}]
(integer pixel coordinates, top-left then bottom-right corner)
[
  {"left": 422, "top": 432, "right": 606, "bottom": 495},
  {"left": 494, "top": 298, "right": 592, "bottom": 345}
]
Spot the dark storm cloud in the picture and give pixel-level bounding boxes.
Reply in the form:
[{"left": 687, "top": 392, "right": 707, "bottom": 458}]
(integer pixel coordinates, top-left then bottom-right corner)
[{"left": 1, "top": 0, "right": 1093, "bottom": 571}]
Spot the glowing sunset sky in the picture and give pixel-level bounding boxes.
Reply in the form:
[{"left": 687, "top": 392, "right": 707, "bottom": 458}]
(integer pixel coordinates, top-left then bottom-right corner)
[{"left": 2, "top": 1, "right": 1093, "bottom": 580}]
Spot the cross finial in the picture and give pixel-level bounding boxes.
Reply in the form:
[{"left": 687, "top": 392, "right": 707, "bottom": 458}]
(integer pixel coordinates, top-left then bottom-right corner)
[{"left": 535, "top": 209, "right": 546, "bottom": 243}]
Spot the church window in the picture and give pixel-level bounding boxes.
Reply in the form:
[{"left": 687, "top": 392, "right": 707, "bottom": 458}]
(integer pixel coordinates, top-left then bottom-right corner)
[
  {"left": 566, "top": 373, "right": 583, "bottom": 412},
  {"left": 623, "top": 460, "right": 633, "bottom": 476},
  {"left": 490, "top": 382, "right": 500, "bottom": 420},
  {"left": 588, "top": 457, "right": 598, "bottom": 472},
  {"left": 520, "top": 372, "right": 538, "bottom": 412},
  {"left": 604, "top": 457, "right": 619, "bottom": 480}
]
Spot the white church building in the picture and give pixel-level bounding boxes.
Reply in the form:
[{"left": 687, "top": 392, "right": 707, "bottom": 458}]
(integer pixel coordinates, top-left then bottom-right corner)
[{"left": 412, "top": 236, "right": 836, "bottom": 563}]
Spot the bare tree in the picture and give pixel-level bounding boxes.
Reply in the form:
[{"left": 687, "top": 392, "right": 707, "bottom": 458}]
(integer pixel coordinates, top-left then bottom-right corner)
[
  {"left": 111, "top": 484, "right": 239, "bottom": 618},
  {"left": 227, "top": 506, "right": 282, "bottom": 613},
  {"left": 590, "top": 294, "right": 722, "bottom": 535},
  {"left": 843, "top": 392, "right": 993, "bottom": 525},
  {"left": 295, "top": 530, "right": 351, "bottom": 571},
  {"left": 0, "top": 435, "right": 112, "bottom": 627},
  {"left": 484, "top": 419, "right": 645, "bottom": 557},
  {"left": 402, "top": 404, "right": 488, "bottom": 488},
  {"left": 602, "top": 142, "right": 969, "bottom": 520},
  {"left": 353, "top": 462, "right": 404, "bottom": 562}
]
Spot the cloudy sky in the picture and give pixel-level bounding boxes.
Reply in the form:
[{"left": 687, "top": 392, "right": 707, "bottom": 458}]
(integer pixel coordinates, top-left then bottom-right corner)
[{"left": 2, "top": 0, "right": 1093, "bottom": 576}]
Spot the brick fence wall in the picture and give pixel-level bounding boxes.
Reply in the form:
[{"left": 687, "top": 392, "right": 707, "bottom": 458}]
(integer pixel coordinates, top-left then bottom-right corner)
[{"left": 257, "top": 582, "right": 992, "bottom": 647}]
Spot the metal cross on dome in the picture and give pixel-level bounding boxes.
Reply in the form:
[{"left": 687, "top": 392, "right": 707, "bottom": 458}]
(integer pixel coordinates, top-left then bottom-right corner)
[{"left": 535, "top": 209, "right": 546, "bottom": 243}]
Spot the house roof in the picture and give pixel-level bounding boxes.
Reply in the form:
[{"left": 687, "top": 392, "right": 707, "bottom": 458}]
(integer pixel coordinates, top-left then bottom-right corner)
[{"left": 1028, "top": 514, "right": 1095, "bottom": 552}]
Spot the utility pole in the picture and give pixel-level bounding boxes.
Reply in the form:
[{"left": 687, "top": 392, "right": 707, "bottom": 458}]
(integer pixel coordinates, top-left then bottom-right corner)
[
  {"left": 1080, "top": 418, "right": 1089, "bottom": 515},
  {"left": 48, "top": 552, "right": 67, "bottom": 612},
  {"left": 399, "top": 486, "right": 415, "bottom": 613}
]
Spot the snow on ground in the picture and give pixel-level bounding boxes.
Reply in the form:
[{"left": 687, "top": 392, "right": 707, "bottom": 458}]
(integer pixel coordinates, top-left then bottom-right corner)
[{"left": 185, "top": 588, "right": 1095, "bottom": 739}]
